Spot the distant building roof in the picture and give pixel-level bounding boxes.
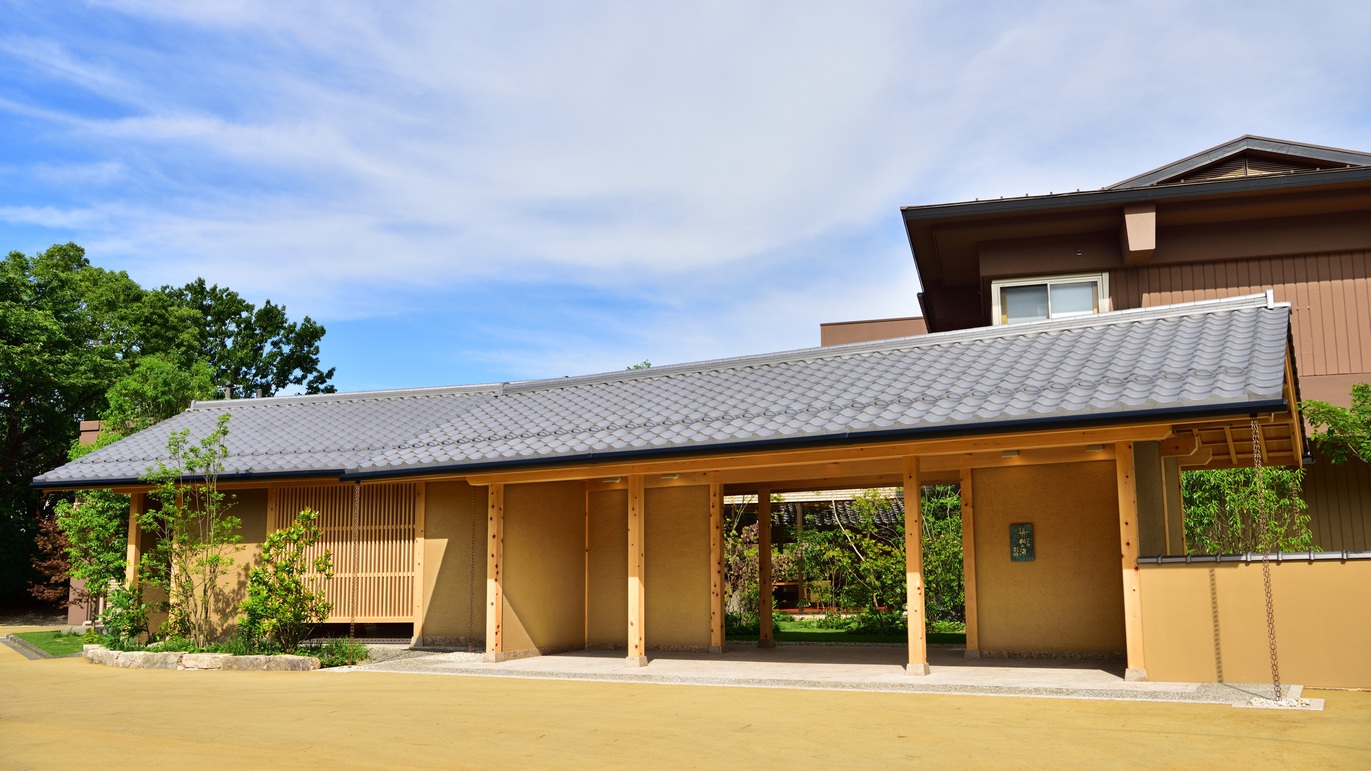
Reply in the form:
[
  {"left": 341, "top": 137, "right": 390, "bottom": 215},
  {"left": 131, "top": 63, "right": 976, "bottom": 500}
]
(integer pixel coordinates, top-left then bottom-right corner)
[
  {"left": 33, "top": 294, "right": 1291, "bottom": 489},
  {"left": 1107, "top": 135, "right": 1371, "bottom": 190}
]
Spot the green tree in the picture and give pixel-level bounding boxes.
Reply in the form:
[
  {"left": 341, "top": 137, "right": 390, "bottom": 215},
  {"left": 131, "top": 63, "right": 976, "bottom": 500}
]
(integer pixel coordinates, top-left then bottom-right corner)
[
  {"left": 163, "top": 279, "right": 335, "bottom": 397},
  {"left": 1182, "top": 468, "right": 1313, "bottom": 555},
  {"left": 1302, "top": 384, "right": 1371, "bottom": 465},
  {"left": 1, "top": 243, "right": 198, "bottom": 602},
  {"left": 140, "top": 414, "right": 242, "bottom": 646},
  {"left": 34, "top": 356, "right": 219, "bottom": 618}
]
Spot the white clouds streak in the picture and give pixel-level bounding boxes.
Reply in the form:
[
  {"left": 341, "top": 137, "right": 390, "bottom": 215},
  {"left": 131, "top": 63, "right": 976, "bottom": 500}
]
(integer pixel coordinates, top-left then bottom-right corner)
[{"left": 2, "top": 0, "right": 1369, "bottom": 380}]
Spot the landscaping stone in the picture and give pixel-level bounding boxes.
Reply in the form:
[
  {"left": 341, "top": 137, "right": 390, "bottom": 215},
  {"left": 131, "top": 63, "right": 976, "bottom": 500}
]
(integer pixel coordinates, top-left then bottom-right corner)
[
  {"left": 180, "top": 653, "right": 232, "bottom": 670},
  {"left": 82, "top": 645, "right": 320, "bottom": 671},
  {"left": 115, "top": 651, "right": 182, "bottom": 670}
]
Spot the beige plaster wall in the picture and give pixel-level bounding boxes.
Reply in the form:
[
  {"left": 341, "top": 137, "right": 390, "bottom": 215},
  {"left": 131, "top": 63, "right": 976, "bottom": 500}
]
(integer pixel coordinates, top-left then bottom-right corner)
[
  {"left": 645, "top": 485, "right": 711, "bottom": 649},
  {"left": 205, "top": 488, "right": 268, "bottom": 638},
  {"left": 422, "top": 481, "right": 486, "bottom": 643},
  {"left": 502, "top": 480, "right": 585, "bottom": 653},
  {"left": 972, "top": 461, "right": 1126, "bottom": 654},
  {"left": 587, "top": 490, "right": 628, "bottom": 647},
  {"left": 1140, "top": 559, "right": 1371, "bottom": 688}
]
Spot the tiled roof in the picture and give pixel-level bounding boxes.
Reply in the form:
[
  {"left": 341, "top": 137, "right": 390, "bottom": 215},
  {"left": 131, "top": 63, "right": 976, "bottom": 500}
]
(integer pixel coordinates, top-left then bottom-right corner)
[{"left": 32, "top": 294, "right": 1291, "bottom": 488}]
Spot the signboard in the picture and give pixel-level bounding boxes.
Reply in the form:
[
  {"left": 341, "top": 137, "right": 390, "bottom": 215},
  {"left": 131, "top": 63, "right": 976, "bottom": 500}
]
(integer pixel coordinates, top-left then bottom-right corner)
[{"left": 1010, "top": 523, "right": 1035, "bottom": 562}]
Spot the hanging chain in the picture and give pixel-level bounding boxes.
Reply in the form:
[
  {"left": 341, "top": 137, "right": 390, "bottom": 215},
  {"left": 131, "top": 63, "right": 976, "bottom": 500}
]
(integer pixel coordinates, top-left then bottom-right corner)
[
  {"left": 1252, "top": 418, "right": 1282, "bottom": 701},
  {"left": 350, "top": 481, "right": 360, "bottom": 647}
]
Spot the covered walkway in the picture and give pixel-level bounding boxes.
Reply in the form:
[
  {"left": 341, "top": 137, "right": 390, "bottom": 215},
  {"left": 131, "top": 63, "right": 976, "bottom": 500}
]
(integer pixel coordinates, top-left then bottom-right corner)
[{"left": 348, "top": 644, "right": 1314, "bottom": 707}]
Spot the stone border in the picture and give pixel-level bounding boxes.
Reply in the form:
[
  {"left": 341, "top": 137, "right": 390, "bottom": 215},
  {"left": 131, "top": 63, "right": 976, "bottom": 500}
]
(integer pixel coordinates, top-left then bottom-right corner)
[{"left": 83, "top": 645, "right": 320, "bottom": 671}]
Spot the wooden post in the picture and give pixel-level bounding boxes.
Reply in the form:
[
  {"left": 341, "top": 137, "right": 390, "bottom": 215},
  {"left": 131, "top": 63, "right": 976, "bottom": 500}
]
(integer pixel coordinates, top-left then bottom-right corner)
[
  {"left": 627, "top": 474, "right": 648, "bottom": 666},
  {"left": 412, "top": 483, "right": 427, "bottom": 645},
  {"left": 124, "top": 494, "right": 143, "bottom": 586},
  {"left": 757, "top": 486, "right": 775, "bottom": 649},
  {"left": 584, "top": 485, "right": 591, "bottom": 649},
  {"left": 709, "top": 478, "right": 725, "bottom": 653},
  {"left": 266, "top": 486, "right": 279, "bottom": 531},
  {"left": 905, "top": 457, "right": 930, "bottom": 675},
  {"left": 1116, "top": 441, "right": 1147, "bottom": 681},
  {"left": 959, "top": 468, "right": 980, "bottom": 659},
  {"left": 483, "top": 484, "right": 504, "bottom": 661}
]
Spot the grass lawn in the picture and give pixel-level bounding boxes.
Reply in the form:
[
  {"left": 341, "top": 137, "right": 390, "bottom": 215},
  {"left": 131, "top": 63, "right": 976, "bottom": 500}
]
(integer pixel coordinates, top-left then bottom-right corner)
[
  {"left": 12, "top": 630, "right": 89, "bottom": 657},
  {"left": 727, "top": 619, "right": 966, "bottom": 645}
]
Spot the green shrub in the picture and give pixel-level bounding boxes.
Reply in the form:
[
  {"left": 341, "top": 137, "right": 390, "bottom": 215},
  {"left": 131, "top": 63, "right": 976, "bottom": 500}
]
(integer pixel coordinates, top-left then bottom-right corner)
[
  {"left": 102, "top": 582, "right": 149, "bottom": 648},
  {"left": 309, "top": 637, "right": 369, "bottom": 668},
  {"left": 238, "top": 508, "right": 334, "bottom": 651}
]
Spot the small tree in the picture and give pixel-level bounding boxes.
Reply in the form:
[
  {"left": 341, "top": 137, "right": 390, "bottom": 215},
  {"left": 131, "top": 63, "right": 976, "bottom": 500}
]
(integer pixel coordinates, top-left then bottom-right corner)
[
  {"left": 1182, "top": 467, "right": 1313, "bottom": 555},
  {"left": 238, "top": 508, "right": 334, "bottom": 651},
  {"left": 1303, "top": 383, "right": 1371, "bottom": 465},
  {"left": 141, "top": 414, "right": 241, "bottom": 646}
]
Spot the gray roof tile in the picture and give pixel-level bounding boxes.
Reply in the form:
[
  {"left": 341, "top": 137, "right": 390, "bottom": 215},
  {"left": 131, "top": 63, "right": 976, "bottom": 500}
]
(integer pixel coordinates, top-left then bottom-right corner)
[{"left": 33, "top": 295, "right": 1292, "bottom": 488}]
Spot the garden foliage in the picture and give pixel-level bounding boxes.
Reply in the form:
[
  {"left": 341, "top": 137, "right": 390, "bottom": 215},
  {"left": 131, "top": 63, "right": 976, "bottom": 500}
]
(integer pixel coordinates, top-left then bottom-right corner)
[
  {"left": 140, "top": 414, "right": 242, "bottom": 647},
  {"left": 724, "top": 486, "right": 964, "bottom": 636},
  {"left": 238, "top": 508, "right": 335, "bottom": 651},
  {"left": 1182, "top": 467, "right": 1314, "bottom": 555}
]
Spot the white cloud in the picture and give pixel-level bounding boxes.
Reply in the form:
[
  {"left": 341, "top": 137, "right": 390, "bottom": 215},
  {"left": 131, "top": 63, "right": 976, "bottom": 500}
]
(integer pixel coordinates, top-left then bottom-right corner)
[{"left": 2, "top": 0, "right": 1369, "bottom": 381}]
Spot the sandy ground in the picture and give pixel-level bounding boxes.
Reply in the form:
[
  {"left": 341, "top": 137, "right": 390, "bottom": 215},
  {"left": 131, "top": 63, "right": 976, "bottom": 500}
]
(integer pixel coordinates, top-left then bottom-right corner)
[{"left": 2, "top": 627, "right": 1368, "bottom": 769}]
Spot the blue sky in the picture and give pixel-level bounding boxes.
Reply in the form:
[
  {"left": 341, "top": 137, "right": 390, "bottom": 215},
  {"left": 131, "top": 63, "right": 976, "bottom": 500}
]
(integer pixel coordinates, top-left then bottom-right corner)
[{"left": 3, "top": 1, "right": 1369, "bottom": 392}]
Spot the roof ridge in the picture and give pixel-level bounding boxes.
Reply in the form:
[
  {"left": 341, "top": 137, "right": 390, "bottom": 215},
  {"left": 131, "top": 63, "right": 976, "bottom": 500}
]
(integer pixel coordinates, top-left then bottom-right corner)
[
  {"left": 187, "top": 382, "right": 502, "bottom": 410},
  {"left": 496, "top": 293, "right": 1280, "bottom": 395}
]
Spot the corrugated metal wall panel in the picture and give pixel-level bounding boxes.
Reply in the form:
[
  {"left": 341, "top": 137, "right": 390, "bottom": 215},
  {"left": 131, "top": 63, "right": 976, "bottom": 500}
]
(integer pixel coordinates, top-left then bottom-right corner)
[
  {"left": 1301, "top": 458, "right": 1371, "bottom": 552},
  {"left": 1111, "top": 250, "right": 1371, "bottom": 377}
]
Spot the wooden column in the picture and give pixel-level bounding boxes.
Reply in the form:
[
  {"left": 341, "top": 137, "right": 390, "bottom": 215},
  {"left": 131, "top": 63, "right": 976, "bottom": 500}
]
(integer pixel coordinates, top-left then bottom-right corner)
[
  {"left": 757, "top": 486, "right": 775, "bottom": 648},
  {"left": 584, "top": 485, "right": 591, "bottom": 648},
  {"left": 1116, "top": 442, "right": 1147, "bottom": 681},
  {"left": 483, "top": 484, "right": 504, "bottom": 661},
  {"left": 709, "top": 478, "right": 725, "bottom": 653},
  {"left": 412, "top": 483, "right": 427, "bottom": 645},
  {"left": 626, "top": 474, "right": 648, "bottom": 666},
  {"left": 124, "top": 494, "right": 143, "bottom": 586},
  {"left": 959, "top": 468, "right": 980, "bottom": 659},
  {"left": 905, "top": 457, "right": 930, "bottom": 675}
]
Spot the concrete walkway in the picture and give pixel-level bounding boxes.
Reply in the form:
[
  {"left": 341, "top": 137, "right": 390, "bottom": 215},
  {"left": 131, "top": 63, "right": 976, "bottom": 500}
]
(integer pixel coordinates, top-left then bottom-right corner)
[{"left": 349, "top": 644, "right": 1311, "bottom": 707}]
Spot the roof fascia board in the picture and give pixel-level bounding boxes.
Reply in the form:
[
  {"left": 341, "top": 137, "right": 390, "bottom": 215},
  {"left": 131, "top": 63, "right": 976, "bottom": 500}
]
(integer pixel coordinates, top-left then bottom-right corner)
[{"left": 901, "top": 165, "right": 1371, "bottom": 223}]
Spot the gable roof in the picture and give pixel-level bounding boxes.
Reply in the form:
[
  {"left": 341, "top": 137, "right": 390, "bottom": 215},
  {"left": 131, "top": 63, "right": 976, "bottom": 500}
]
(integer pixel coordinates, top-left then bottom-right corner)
[
  {"left": 1107, "top": 135, "right": 1371, "bottom": 190},
  {"left": 32, "top": 294, "right": 1292, "bottom": 489}
]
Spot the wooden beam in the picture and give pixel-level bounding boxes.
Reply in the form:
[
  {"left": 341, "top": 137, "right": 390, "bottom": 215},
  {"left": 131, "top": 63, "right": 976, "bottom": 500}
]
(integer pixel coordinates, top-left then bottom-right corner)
[
  {"left": 1161, "top": 456, "right": 1186, "bottom": 555},
  {"left": 959, "top": 468, "right": 980, "bottom": 659},
  {"left": 905, "top": 457, "right": 930, "bottom": 675},
  {"left": 1121, "top": 203, "right": 1156, "bottom": 266},
  {"left": 412, "top": 483, "right": 426, "bottom": 644},
  {"left": 124, "top": 494, "right": 143, "bottom": 586},
  {"left": 1159, "top": 431, "right": 1201, "bottom": 457},
  {"left": 757, "top": 486, "right": 774, "bottom": 649},
  {"left": 709, "top": 478, "right": 724, "bottom": 653},
  {"left": 483, "top": 484, "right": 504, "bottom": 660},
  {"left": 1222, "top": 425, "right": 1238, "bottom": 465},
  {"left": 1116, "top": 442, "right": 1147, "bottom": 681},
  {"left": 626, "top": 474, "right": 647, "bottom": 666},
  {"left": 460, "top": 423, "right": 1178, "bottom": 487}
]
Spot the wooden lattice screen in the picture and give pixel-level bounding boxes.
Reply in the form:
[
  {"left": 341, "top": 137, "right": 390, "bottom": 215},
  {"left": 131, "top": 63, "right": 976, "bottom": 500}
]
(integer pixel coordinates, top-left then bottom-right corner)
[{"left": 271, "top": 483, "right": 416, "bottom": 623}]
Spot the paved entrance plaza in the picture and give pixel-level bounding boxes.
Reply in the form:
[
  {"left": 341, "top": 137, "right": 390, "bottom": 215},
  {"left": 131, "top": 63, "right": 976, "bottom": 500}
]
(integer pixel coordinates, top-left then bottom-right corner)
[
  {"left": 354, "top": 644, "right": 1306, "bottom": 706},
  {"left": 3, "top": 625, "right": 1367, "bottom": 768}
]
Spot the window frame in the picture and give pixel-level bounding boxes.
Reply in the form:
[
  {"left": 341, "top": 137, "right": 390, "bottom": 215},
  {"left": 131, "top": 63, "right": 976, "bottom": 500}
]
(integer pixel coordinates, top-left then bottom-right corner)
[{"left": 990, "top": 272, "right": 1111, "bottom": 326}]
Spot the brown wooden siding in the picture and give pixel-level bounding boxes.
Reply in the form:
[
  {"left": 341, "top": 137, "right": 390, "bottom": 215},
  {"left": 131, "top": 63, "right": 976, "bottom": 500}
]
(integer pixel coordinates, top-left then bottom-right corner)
[
  {"left": 1110, "top": 250, "right": 1371, "bottom": 379},
  {"left": 1301, "top": 457, "right": 1371, "bottom": 552},
  {"left": 273, "top": 483, "right": 416, "bottom": 623}
]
